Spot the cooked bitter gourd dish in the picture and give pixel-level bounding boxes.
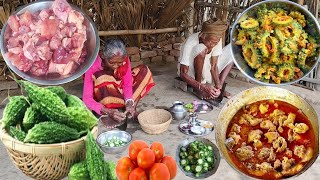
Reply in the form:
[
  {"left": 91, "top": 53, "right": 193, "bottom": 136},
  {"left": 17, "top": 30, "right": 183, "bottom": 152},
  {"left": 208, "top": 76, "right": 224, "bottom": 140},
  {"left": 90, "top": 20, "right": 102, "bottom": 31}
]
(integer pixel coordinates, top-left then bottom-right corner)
[{"left": 236, "top": 6, "right": 319, "bottom": 84}]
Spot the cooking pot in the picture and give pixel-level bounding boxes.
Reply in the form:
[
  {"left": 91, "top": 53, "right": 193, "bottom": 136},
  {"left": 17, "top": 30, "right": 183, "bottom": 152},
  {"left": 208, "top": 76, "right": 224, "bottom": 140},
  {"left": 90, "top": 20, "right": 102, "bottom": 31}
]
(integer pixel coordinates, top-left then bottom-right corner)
[{"left": 215, "top": 86, "right": 319, "bottom": 179}]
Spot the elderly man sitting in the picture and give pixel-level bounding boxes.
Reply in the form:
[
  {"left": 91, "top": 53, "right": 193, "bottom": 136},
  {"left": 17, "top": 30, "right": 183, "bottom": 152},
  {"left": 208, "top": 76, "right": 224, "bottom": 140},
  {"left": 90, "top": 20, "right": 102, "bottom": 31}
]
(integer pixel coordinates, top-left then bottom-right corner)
[{"left": 177, "top": 20, "right": 234, "bottom": 100}]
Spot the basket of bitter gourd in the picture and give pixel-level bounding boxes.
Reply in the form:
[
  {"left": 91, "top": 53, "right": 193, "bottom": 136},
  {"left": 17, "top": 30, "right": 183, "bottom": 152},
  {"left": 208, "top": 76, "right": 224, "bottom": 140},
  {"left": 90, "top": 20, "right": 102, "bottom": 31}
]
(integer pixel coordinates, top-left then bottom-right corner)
[{"left": 0, "top": 80, "right": 98, "bottom": 180}]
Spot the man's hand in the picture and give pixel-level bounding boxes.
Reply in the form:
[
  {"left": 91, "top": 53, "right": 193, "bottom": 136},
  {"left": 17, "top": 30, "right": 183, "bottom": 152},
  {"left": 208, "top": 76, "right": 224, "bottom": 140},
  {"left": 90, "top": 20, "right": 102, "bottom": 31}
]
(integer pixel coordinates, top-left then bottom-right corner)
[
  {"left": 101, "top": 107, "right": 126, "bottom": 122},
  {"left": 201, "top": 84, "right": 221, "bottom": 98}
]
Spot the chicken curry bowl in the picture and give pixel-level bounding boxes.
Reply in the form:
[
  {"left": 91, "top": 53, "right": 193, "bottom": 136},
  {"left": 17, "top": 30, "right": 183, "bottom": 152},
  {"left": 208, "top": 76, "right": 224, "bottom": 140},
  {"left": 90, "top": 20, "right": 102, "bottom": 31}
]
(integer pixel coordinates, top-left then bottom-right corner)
[{"left": 225, "top": 99, "right": 316, "bottom": 179}]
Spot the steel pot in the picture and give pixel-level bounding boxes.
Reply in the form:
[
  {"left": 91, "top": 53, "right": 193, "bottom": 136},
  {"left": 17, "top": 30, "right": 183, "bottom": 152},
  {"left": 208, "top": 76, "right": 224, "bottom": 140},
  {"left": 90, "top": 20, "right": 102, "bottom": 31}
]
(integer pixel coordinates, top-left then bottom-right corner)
[
  {"left": 168, "top": 101, "right": 188, "bottom": 120},
  {"left": 216, "top": 86, "right": 319, "bottom": 179}
]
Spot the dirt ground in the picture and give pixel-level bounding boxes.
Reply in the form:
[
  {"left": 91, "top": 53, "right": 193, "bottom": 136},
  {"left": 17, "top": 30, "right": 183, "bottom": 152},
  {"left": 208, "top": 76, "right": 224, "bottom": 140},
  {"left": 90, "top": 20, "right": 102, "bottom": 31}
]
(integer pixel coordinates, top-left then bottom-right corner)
[{"left": 0, "top": 62, "right": 319, "bottom": 180}]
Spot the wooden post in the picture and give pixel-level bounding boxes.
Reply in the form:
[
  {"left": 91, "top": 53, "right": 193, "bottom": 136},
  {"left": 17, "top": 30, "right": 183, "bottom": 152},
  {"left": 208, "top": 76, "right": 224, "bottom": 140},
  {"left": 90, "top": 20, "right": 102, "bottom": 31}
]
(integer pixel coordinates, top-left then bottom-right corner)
[{"left": 98, "top": 27, "right": 186, "bottom": 36}]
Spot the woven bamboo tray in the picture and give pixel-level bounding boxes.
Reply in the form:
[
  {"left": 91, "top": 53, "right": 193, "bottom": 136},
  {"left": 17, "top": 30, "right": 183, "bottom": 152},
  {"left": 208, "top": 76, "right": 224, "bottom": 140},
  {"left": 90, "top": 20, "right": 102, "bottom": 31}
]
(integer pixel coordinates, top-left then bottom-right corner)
[
  {"left": 138, "top": 109, "right": 172, "bottom": 135},
  {"left": 0, "top": 125, "right": 98, "bottom": 180}
]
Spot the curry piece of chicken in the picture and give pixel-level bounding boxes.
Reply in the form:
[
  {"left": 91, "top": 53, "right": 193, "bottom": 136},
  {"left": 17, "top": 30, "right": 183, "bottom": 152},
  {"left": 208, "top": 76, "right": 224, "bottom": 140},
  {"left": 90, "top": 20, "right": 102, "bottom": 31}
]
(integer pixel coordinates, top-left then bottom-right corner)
[
  {"left": 259, "top": 103, "right": 269, "bottom": 114},
  {"left": 239, "top": 114, "right": 263, "bottom": 126},
  {"left": 302, "top": 147, "right": 313, "bottom": 162},
  {"left": 236, "top": 145, "right": 255, "bottom": 161},
  {"left": 260, "top": 120, "right": 277, "bottom": 132},
  {"left": 264, "top": 132, "right": 280, "bottom": 143},
  {"left": 282, "top": 157, "right": 295, "bottom": 171},
  {"left": 273, "top": 136, "right": 287, "bottom": 153},
  {"left": 243, "top": 104, "right": 259, "bottom": 116},
  {"left": 274, "top": 159, "right": 282, "bottom": 170},
  {"left": 248, "top": 129, "right": 263, "bottom": 149},
  {"left": 228, "top": 132, "right": 241, "bottom": 145},
  {"left": 288, "top": 129, "right": 301, "bottom": 142},
  {"left": 283, "top": 113, "right": 296, "bottom": 129},
  {"left": 256, "top": 162, "right": 273, "bottom": 173},
  {"left": 258, "top": 147, "right": 276, "bottom": 162},
  {"left": 294, "top": 145, "right": 306, "bottom": 159},
  {"left": 293, "top": 123, "right": 309, "bottom": 134},
  {"left": 231, "top": 123, "right": 241, "bottom": 133}
]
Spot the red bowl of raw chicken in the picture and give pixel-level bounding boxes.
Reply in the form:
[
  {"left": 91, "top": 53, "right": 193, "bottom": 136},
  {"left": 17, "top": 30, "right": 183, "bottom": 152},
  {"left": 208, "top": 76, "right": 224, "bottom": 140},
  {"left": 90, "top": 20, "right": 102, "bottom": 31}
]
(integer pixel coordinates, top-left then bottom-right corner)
[{"left": 0, "top": 0, "right": 99, "bottom": 85}]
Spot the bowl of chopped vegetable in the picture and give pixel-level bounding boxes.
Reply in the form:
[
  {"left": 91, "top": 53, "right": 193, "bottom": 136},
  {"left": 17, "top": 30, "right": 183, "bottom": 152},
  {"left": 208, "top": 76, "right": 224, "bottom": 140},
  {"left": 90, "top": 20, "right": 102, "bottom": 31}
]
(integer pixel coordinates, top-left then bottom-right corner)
[
  {"left": 96, "top": 130, "right": 132, "bottom": 154},
  {"left": 176, "top": 137, "right": 221, "bottom": 179}
]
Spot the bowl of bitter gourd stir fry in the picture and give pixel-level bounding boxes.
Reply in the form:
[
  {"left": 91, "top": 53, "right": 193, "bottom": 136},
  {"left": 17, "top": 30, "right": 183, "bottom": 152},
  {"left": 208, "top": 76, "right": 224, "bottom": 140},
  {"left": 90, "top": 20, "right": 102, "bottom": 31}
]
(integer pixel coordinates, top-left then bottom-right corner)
[{"left": 230, "top": 0, "right": 320, "bottom": 85}]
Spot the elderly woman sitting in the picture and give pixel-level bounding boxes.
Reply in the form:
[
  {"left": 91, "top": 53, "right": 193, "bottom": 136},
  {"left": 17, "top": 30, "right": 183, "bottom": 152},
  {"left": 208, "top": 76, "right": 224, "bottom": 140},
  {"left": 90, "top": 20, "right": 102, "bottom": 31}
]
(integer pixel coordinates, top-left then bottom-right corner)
[{"left": 83, "top": 38, "right": 155, "bottom": 122}]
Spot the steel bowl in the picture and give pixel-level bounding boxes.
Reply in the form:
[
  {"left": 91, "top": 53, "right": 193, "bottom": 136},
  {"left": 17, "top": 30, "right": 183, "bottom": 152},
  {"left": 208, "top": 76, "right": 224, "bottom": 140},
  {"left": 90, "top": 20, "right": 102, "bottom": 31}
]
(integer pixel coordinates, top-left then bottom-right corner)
[
  {"left": 96, "top": 130, "right": 132, "bottom": 154},
  {"left": 230, "top": 0, "right": 320, "bottom": 86},
  {"left": 215, "top": 86, "right": 319, "bottom": 179},
  {"left": 176, "top": 137, "right": 221, "bottom": 179},
  {"left": 0, "top": 0, "right": 99, "bottom": 85}
]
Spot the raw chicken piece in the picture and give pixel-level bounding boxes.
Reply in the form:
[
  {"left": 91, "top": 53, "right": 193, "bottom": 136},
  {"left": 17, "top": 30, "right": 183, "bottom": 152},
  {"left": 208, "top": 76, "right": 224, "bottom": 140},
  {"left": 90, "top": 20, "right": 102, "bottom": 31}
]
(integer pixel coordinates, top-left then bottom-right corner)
[
  {"left": 53, "top": 47, "right": 68, "bottom": 64},
  {"left": 19, "top": 11, "right": 32, "bottom": 26},
  {"left": 39, "top": 9, "right": 53, "bottom": 20},
  {"left": 50, "top": 35, "right": 62, "bottom": 50},
  {"left": 36, "top": 41, "right": 52, "bottom": 60},
  {"left": 52, "top": 0, "right": 72, "bottom": 23},
  {"left": 7, "top": 16, "right": 20, "bottom": 32},
  {"left": 8, "top": 47, "right": 22, "bottom": 54},
  {"left": 60, "top": 23, "right": 77, "bottom": 38},
  {"left": 7, "top": 37, "right": 20, "bottom": 48},
  {"left": 62, "top": 37, "right": 72, "bottom": 50},
  {"left": 68, "top": 10, "right": 84, "bottom": 29},
  {"left": 6, "top": 52, "right": 33, "bottom": 72},
  {"left": 40, "top": 18, "right": 59, "bottom": 39},
  {"left": 48, "top": 61, "right": 78, "bottom": 75},
  {"left": 23, "top": 38, "right": 37, "bottom": 61},
  {"left": 71, "top": 33, "right": 86, "bottom": 48},
  {"left": 19, "top": 25, "right": 31, "bottom": 34},
  {"left": 29, "top": 60, "right": 49, "bottom": 76},
  {"left": 66, "top": 47, "right": 82, "bottom": 62}
]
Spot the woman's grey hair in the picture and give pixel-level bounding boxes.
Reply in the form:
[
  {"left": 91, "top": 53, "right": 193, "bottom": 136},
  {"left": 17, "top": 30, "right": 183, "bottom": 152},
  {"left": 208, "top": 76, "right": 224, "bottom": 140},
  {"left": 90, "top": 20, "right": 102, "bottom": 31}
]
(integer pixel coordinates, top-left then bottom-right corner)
[{"left": 102, "top": 38, "right": 127, "bottom": 60}]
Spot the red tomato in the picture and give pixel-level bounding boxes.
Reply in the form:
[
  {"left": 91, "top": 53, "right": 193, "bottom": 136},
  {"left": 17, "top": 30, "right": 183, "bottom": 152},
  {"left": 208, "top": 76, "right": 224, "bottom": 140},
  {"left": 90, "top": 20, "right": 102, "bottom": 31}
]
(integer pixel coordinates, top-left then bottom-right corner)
[
  {"left": 129, "top": 140, "right": 149, "bottom": 162},
  {"left": 161, "top": 156, "right": 177, "bottom": 179},
  {"left": 116, "top": 157, "right": 136, "bottom": 180},
  {"left": 150, "top": 142, "right": 164, "bottom": 162},
  {"left": 129, "top": 168, "right": 148, "bottom": 180},
  {"left": 137, "top": 148, "right": 155, "bottom": 169},
  {"left": 149, "top": 163, "right": 170, "bottom": 180}
]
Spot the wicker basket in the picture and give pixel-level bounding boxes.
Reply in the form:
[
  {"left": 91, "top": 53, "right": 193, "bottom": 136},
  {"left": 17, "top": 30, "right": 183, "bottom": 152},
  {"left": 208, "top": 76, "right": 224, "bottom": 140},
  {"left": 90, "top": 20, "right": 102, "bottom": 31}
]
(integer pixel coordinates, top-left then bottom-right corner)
[
  {"left": 138, "top": 109, "right": 172, "bottom": 135},
  {"left": 0, "top": 125, "right": 98, "bottom": 180}
]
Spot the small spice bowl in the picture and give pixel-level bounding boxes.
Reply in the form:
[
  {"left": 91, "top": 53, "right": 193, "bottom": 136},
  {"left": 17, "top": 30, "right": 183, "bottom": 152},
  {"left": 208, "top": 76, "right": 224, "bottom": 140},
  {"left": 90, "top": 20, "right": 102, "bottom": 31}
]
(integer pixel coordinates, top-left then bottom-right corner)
[{"left": 96, "top": 130, "right": 132, "bottom": 154}]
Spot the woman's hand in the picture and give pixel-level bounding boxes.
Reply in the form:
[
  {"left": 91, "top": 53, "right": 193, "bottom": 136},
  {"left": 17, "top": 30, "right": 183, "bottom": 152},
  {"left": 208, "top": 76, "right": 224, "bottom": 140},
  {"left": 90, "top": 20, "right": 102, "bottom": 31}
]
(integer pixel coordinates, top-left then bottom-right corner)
[
  {"left": 200, "top": 84, "right": 221, "bottom": 98},
  {"left": 125, "top": 100, "right": 135, "bottom": 119},
  {"left": 101, "top": 107, "right": 126, "bottom": 122}
]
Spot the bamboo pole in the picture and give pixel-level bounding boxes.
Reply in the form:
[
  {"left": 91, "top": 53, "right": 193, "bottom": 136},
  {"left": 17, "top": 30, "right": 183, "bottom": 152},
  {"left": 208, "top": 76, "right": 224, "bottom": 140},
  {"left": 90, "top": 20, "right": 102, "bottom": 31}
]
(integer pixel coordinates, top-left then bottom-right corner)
[{"left": 98, "top": 27, "right": 186, "bottom": 36}]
